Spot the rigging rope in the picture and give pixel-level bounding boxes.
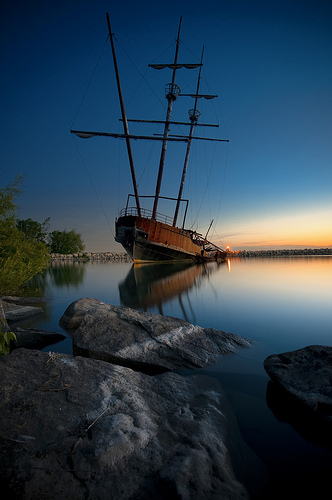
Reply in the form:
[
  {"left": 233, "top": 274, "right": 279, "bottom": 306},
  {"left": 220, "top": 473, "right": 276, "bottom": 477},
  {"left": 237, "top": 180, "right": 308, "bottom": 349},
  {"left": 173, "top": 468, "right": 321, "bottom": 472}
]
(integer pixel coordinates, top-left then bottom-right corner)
[
  {"left": 114, "top": 37, "right": 167, "bottom": 110},
  {"left": 71, "top": 36, "right": 109, "bottom": 130},
  {"left": 70, "top": 29, "right": 230, "bottom": 248},
  {"left": 191, "top": 65, "right": 230, "bottom": 246},
  {"left": 71, "top": 135, "right": 115, "bottom": 238},
  {"left": 112, "top": 34, "right": 174, "bottom": 45}
]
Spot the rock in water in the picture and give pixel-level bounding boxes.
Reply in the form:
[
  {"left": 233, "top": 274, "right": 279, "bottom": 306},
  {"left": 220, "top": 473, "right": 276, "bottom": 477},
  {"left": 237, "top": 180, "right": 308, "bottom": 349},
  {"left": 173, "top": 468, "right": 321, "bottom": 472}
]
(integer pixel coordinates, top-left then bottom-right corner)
[
  {"left": 13, "top": 327, "right": 66, "bottom": 349},
  {"left": 67, "top": 300, "right": 251, "bottom": 373},
  {"left": 264, "top": 345, "right": 332, "bottom": 423},
  {"left": 59, "top": 297, "right": 105, "bottom": 329},
  {"left": 0, "top": 348, "right": 257, "bottom": 499},
  {"left": 1, "top": 300, "right": 44, "bottom": 322}
]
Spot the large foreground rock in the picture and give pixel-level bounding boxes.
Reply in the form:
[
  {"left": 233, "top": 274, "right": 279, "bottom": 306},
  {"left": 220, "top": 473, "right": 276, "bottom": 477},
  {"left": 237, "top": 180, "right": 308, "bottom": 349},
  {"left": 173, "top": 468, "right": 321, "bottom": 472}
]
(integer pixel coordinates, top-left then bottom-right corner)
[
  {"left": 264, "top": 345, "right": 332, "bottom": 424},
  {"left": 0, "top": 348, "right": 266, "bottom": 499},
  {"left": 63, "top": 299, "right": 251, "bottom": 373}
]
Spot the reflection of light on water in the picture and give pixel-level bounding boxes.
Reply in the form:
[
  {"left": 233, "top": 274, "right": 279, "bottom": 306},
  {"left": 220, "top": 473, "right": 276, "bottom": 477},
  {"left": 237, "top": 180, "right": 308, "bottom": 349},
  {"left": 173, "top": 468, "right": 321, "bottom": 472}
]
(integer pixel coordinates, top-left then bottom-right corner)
[{"left": 227, "top": 259, "right": 231, "bottom": 272}]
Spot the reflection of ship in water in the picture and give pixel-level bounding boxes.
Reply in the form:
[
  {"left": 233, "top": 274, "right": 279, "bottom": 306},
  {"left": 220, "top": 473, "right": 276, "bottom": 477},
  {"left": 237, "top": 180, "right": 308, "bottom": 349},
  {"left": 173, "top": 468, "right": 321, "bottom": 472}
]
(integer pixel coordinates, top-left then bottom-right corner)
[{"left": 119, "top": 261, "right": 226, "bottom": 319}]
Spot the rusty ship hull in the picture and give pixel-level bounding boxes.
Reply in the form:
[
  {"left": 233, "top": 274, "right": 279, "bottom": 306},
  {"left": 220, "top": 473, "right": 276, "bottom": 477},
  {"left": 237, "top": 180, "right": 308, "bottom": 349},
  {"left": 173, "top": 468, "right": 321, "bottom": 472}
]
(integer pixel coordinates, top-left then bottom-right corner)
[{"left": 115, "top": 215, "right": 209, "bottom": 263}]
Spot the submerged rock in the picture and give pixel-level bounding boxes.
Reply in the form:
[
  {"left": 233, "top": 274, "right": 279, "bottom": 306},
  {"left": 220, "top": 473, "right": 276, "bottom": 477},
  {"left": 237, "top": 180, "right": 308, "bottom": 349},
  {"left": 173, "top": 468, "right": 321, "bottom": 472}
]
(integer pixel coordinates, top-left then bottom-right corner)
[
  {"left": 1, "top": 300, "right": 44, "bottom": 323},
  {"left": 0, "top": 348, "right": 266, "bottom": 499},
  {"left": 264, "top": 345, "right": 332, "bottom": 424},
  {"left": 13, "top": 327, "right": 66, "bottom": 350},
  {"left": 1, "top": 296, "right": 46, "bottom": 305},
  {"left": 63, "top": 299, "right": 251, "bottom": 373}
]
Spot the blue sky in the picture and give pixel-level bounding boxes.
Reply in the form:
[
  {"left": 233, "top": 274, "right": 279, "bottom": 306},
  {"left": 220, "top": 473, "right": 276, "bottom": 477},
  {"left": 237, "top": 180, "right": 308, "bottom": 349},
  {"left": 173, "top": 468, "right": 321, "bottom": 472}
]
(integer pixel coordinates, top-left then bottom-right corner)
[{"left": 1, "top": 0, "right": 331, "bottom": 251}]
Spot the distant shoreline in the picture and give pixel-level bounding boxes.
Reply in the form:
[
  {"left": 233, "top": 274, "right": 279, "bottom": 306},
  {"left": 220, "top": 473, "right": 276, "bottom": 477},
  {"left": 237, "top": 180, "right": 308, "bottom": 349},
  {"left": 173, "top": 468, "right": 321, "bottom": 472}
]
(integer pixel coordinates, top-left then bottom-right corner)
[
  {"left": 235, "top": 248, "right": 332, "bottom": 257},
  {"left": 50, "top": 252, "right": 132, "bottom": 262}
]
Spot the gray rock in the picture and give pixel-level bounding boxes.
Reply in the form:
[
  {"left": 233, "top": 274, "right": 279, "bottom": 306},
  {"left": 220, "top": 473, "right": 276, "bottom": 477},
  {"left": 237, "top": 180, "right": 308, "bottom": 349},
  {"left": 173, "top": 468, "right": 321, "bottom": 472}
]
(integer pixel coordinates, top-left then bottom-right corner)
[
  {"left": 1, "top": 296, "right": 47, "bottom": 304},
  {"left": 71, "top": 301, "right": 251, "bottom": 373},
  {"left": 13, "top": 327, "right": 66, "bottom": 349},
  {"left": 0, "top": 348, "right": 266, "bottom": 499},
  {"left": 1, "top": 300, "right": 44, "bottom": 322},
  {"left": 264, "top": 345, "right": 332, "bottom": 423},
  {"left": 59, "top": 297, "right": 105, "bottom": 329}
]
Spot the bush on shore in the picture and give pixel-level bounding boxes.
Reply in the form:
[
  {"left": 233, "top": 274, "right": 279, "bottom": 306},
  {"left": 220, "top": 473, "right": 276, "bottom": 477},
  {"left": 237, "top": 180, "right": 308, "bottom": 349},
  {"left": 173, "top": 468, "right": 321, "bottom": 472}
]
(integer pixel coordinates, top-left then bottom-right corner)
[{"left": 0, "top": 176, "right": 50, "bottom": 295}]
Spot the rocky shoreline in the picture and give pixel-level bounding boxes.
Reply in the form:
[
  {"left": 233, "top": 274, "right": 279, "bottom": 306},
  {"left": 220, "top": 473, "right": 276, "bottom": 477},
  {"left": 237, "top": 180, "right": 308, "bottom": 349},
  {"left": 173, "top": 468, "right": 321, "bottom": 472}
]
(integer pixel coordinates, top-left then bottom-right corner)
[
  {"left": 236, "top": 248, "right": 332, "bottom": 257},
  {"left": 0, "top": 297, "right": 267, "bottom": 499},
  {"left": 51, "top": 251, "right": 132, "bottom": 262},
  {"left": 49, "top": 248, "right": 332, "bottom": 262},
  {"left": 2, "top": 296, "right": 332, "bottom": 498}
]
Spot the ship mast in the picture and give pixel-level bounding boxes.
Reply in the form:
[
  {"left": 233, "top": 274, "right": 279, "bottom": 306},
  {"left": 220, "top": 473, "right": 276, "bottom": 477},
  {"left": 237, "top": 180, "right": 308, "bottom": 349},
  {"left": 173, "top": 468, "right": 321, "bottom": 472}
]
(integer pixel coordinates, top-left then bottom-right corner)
[
  {"left": 106, "top": 13, "right": 141, "bottom": 216},
  {"left": 151, "top": 17, "right": 182, "bottom": 220},
  {"left": 71, "top": 15, "right": 228, "bottom": 226},
  {"left": 173, "top": 47, "right": 204, "bottom": 227}
]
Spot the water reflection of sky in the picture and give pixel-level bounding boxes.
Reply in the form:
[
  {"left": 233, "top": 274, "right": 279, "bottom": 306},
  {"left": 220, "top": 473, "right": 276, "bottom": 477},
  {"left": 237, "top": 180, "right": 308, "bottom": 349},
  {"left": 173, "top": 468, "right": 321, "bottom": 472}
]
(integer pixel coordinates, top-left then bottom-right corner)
[
  {"left": 153, "top": 257, "right": 332, "bottom": 353},
  {"left": 25, "top": 256, "right": 332, "bottom": 357}
]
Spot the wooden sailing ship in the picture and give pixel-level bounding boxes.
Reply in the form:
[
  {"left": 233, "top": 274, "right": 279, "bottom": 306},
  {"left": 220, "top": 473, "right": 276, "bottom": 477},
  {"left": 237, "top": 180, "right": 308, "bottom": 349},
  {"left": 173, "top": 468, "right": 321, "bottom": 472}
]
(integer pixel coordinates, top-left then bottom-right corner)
[{"left": 72, "top": 14, "right": 229, "bottom": 263}]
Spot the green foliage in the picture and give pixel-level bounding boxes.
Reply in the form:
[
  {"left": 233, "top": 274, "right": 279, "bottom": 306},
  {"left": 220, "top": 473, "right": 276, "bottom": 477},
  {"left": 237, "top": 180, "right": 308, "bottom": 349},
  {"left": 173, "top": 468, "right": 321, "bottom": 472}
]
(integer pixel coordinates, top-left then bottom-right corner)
[
  {"left": 0, "top": 174, "right": 23, "bottom": 223},
  {"left": 16, "top": 217, "right": 50, "bottom": 243},
  {"left": 0, "top": 301, "right": 16, "bottom": 356},
  {"left": 0, "top": 325, "right": 16, "bottom": 356},
  {"left": 0, "top": 231, "right": 50, "bottom": 294},
  {"left": 1, "top": 176, "right": 86, "bottom": 295},
  {"left": 49, "top": 229, "right": 85, "bottom": 254},
  {"left": 0, "top": 177, "right": 50, "bottom": 295}
]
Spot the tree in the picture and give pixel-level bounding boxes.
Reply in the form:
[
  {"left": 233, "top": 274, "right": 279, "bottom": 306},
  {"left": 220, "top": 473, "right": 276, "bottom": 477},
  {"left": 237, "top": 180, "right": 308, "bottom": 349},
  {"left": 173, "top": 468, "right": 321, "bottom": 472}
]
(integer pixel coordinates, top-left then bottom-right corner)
[
  {"left": 0, "top": 174, "right": 23, "bottom": 224},
  {"left": 16, "top": 217, "right": 50, "bottom": 243},
  {"left": 49, "top": 229, "right": 85, "bottom": 254},
  {"left": 0, "top": 176, "right": 50, "bottom": 295}
]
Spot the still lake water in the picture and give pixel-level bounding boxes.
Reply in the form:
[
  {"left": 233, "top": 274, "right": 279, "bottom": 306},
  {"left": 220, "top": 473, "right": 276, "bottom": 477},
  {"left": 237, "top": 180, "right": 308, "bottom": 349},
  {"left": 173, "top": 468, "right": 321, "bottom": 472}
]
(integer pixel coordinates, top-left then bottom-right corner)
[{"left": 24, "top": 256, "right": 332, "bottom": 498}]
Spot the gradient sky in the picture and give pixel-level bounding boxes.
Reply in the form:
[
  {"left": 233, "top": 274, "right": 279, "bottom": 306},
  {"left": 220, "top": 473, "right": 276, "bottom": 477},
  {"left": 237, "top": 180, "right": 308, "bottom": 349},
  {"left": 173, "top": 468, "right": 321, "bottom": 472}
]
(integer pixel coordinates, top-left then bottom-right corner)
[{"left": 1, "top": 0, "right": 331, "bottom": 252}]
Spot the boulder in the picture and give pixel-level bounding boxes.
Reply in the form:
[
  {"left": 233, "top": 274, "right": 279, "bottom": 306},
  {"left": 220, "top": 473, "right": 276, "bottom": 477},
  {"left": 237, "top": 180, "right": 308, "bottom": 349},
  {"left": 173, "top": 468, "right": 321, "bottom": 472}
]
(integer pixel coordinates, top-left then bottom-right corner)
[
  {"left": 1, "top": 300, "right": 44, "bottom": 323},
  {"left": 13, "top": 327, "right": 66, "bottom": 350},
  {"left": 69, "top": 301, "right": 251, "bottom": 373},
  {"left": 59, "top": 297, "right": 105, "bottom": 329},
  {"left": 264, "top": 345, "right": 332, "bottom": 423},
  {"left": 1, "top": 296, "right": 47, "bottom": 304},
  {"left": 0, "top": 348, "right": 266, "bottom": 499}
]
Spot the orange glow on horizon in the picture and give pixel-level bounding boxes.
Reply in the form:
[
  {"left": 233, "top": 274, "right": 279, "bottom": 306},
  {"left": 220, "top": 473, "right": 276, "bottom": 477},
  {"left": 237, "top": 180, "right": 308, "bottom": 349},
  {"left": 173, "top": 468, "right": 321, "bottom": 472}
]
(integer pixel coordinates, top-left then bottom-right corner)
[{"left": 211, "top": 205, "right": 332, "bottom": 251}]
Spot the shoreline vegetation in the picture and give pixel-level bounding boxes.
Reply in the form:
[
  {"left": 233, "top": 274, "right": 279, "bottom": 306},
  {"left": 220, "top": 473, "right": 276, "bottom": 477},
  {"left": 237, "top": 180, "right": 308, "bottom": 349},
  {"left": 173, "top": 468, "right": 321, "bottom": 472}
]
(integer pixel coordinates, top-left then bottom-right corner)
[{"left": 50, "top": 248, "right": 332, "bottom": 262}]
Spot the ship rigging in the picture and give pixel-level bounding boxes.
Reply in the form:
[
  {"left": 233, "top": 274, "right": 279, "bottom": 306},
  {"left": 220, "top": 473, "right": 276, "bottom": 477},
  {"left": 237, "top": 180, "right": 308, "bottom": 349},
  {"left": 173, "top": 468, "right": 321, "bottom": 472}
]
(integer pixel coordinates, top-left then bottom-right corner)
[{"left": 71, "top": 13, "right": 229, "bottom": 263}]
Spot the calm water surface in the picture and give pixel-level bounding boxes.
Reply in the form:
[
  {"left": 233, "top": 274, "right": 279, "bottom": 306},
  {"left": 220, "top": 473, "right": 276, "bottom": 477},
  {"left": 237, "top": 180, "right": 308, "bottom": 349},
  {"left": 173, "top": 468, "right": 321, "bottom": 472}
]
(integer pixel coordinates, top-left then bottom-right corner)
[{"left": 23, "top": 257, "right": 332, "bottom": 499}]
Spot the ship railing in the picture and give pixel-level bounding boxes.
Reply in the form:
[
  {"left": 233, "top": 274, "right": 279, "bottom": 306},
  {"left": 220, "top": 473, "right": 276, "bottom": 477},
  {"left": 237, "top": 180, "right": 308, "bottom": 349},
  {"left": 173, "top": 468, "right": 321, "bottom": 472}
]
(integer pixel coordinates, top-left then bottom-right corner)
[
  {"left": 118, "top": 206, "right": 174, "bottom": 226},
  {"left": 118, "top": 194, "right": 190, "bottom": 228}
]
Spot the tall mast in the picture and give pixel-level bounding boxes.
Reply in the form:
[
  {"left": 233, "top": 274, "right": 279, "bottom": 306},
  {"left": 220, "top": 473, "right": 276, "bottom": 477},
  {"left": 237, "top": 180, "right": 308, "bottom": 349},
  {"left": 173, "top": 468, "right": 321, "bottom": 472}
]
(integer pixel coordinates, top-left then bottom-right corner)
[
  {"left": 173, "top": 47, "right": 204, "bottom": 227},
  {"left": 152, "top": 17, "right": 182, "bottom": 220},
  {"left": 106, "top": 13, "right": 141, "bottom": 216}
]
